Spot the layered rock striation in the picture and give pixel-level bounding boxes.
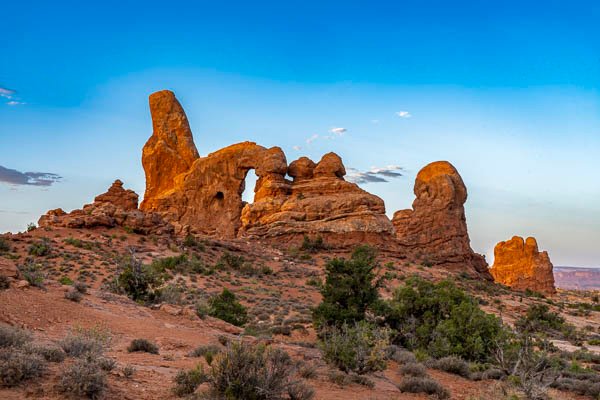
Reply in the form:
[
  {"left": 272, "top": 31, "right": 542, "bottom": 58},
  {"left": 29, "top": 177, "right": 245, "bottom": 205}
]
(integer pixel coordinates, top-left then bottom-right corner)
[
  {"left": 489, "top": 236, "right": 556, "bottom": 295},
  {"left": 392, "top": 161, "right": 489, "bottom": 276}
]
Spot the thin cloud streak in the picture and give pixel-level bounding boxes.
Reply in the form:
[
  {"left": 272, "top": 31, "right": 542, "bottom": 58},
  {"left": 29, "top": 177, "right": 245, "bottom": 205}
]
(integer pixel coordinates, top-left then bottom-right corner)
[{"left": 0, "top": 165, "right": 62, "bottom": 187}]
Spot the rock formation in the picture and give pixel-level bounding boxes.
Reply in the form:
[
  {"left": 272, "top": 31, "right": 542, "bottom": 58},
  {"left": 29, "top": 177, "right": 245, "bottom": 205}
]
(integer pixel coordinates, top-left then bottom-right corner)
[
  {"left": 140, "top": 90, "right": 393, "bottom": 242},
  {"left": 39, "top": 180, "right": 172, "bottom": 235},
  {"left": 392, "top": 161, "right": 490, "bottom": 276},
  {"left": 489, "top": 236, "right": 556, "bottom": 295}
]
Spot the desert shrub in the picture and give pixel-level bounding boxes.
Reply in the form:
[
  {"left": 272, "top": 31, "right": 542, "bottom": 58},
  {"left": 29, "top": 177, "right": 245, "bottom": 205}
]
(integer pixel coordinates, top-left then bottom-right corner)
[
  {"left": 327, "top": 370, "right": 373, "bottom": 387},
  {"left": 399, "top": 362, "right": 428, "bottom": 377},
  {"left": 381, "top": 277, "right": 504, "bottom": 361},
  {"left": 188, "top": 344, "right": 221, "bottom": 359},
  {"left": 156, "top": 283, "right": 184, "bottom": 305},
  {"left": 206, "top": 341, "right": 314, "bottom": 400},
  {"left": 60, "top": 326, "right": 111, "bottom": 357},
  {"left": 122, "top": 364, "right": 136, "bottom": 378},
  {"left": 298, "top": 363, "right": 318, "bottom": 379},
  {"left": 312, "top": 245, "right": 382, "bottom": 328},
  {"left": 0, "top": 348, "right": 47, "bottom": 387},
  {"left": 552, "top": 377, "right": 600, "bottom": 397},
  {"left": 319, "top": 321, "right": 390, "bottom": 374},
  {"left": 397, "top": 376, "right": 450, "bottom": 398},
  {"left": 65, "top": 288, "right": 83, "bottom": 302},
  {"left": 111, "top": 254, "right": 164, "bottom": 303},
  {"left": 516, "top": 304, "right": 565, "bottom": 333},
  {"left": 300, "top": 235, "right": 327, "bottom": 253},
  {"left": 74, "top": 281, "right": 88, "bottom": 294},
  {"left": 0, "top": 323, "right": 32, "bottom": 348},
  {"left": 183, "top": 234, "right": 205, "bottom": 251},
  {"left": 127, "top": 338, "right": 159, "bottom": 354},
  {"left": 28, "top": 239, "right": 51, "bottom": 257},
  {"left": 207, "top": 288, "right": 248, "bottom": 327},
  {"left": 17, "top": 262, "right": 46, "bottom": 288},
  {"left": 0, "top": 237, "right": 11, "bottom": 252},
  {"left": 26, "top": 343, "right": 66, "bottom": 362},
  {"left": 427, "top": 356, "right": 471, "bottom": 378},
  {"left": 173, "top": 365, "right": 209, "bottom": 396},
  {"left": 482, "top": 368, "right": 506, "bottom": 380},
  {"left": 390, "top": 348, "right": 417, "bottom": 364},
  {"left": 96, "top": 356, "right": 116, "bottom": 371},
  {"left": 58, "top": 358, "right": 107, "bottom": 399}
]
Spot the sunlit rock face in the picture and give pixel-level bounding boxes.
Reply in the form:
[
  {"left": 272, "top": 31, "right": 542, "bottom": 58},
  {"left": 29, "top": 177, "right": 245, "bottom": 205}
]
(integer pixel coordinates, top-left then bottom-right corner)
[
  {"left": 392, "top": 161, "right": 491, "bottom": 278},
  {"left": 490, "top": 236, "right": 556, "bottom": 295},
  {"left": 140, "top": 90, "right": 393, "bottom": 243}
]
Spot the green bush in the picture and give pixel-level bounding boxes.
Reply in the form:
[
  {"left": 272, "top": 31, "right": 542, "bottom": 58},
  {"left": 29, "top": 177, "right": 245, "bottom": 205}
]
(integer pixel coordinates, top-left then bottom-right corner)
[
  {"left": 319, "top": 321, "right": 390, "bottom": 374},
  {"left": 516, "top": 304, "right": 565, "bottom": 333},
  {"left": 26, "top": 343, "right": 66, "bottom": 363},
  {"left": 397, "top": 376, "right": 450, "bottom": 399},
  {"left": 300, "top": 235, "right": 327, "bottom": 253},
  {"left": 58, "top": 276, "right": 73, "bottom": 285},
  {"left": 208, "top": 288, "right": 248, "bottom": 327},
  {"left": 111, "top": 255, "right": 164, "bottom": 303},
  {"left": 127, "top": 338, "right": 159, "bottom": 354},
  {"left": 28, "top": 239, "right": 51, "bottom": 257},
  {"left": 381, "top": 277, "right": 504, "bottom": 361},
  {"left": 312, "top": 245, "right": 382, "bottom": 328},
  {"left": 0, "top": 348, "right": 47, "bottom": 387},
  {"left": 58, "top": 358, "right": 107, "bottom": 399},
  {"left": 17, "top": 262, "right": 46, "bottom": 288}
]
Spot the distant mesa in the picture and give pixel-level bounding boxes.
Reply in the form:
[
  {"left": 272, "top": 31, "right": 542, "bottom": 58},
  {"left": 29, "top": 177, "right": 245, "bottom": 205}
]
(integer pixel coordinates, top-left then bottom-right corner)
[{"left": 489, "top": 236, "right": 556, "bottom": 295}]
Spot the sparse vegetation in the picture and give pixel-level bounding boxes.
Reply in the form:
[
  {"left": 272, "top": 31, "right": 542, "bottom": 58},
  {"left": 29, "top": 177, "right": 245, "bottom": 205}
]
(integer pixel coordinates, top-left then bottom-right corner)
[
  {"left": 319, "top": 321, "right": 390, "bottom": 374},
  {"left": 65, "top": 288, "right": 83, "bottom": 302},
  {"left": 207, "top": 288, "right": 248, "bottom": 326},
  {"left": 58, "top": 357, "right": 108, "bottom": 399},
  {"left": 0, "top": 237, "right": 11, "bottom": 253},
  {"left": 397, "top": 376, "right": 450, "bottom": 399},
  {"left": 17, "top": 262, "right": 46, "bottom": 288},
  {"left": 300, "top": 235, "right": 327, "bottom": 253},
  {"left": 60, "top": 326, "right": 111, "bottom": 357},
  {"left": 0, "top": 348, "right": 47, "bottom": 387},
  {"left": 127, "top": 338, "right": 159, "bottom": 354},
  {"left": 173, "top": 365, "right": 209, "bottom": 396},
  {"left": 427, "top": 356, "right": 471, "bottom": 378},
  {"left": 28, "top": 239, "right": 51, "bottom": 257}
]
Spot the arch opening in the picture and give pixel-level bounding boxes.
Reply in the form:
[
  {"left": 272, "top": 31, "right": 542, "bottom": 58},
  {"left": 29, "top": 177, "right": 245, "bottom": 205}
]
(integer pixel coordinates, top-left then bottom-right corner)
[{"left": 241, "top": 169, "right": 258, "bottom": 204}]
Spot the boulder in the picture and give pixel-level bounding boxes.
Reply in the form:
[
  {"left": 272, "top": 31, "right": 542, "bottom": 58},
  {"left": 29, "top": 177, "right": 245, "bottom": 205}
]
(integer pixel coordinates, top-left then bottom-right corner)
[
  {"left": 392, "top": 161, "right": 490, "bottom": 277},
  {"left": 489, "top": 236, "right": 556, "bottom": 295}
]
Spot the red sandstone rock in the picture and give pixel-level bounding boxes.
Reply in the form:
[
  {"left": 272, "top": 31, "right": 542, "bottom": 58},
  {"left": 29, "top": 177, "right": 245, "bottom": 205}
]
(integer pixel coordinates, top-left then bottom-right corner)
[
  {"left": 392, "top": 161, "right": 490, "bottom": 277},
  {"left": 140, "top": 91, "right": 393, "bottom": 243},
  {"left": 38, "top": 180, "right": 172, "bottom": 235},
  {"left": 489, "top": 236, "right": 556, "bottom": 295},
  {"left": 141, "top": 90, "right": 199, "bottom": 208}
]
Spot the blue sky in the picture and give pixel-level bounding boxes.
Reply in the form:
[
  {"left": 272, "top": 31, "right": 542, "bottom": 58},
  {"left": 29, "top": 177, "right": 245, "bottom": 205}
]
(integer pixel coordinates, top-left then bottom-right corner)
[{"left": 1, "top": 0, "right": 599, "bottom": 266}]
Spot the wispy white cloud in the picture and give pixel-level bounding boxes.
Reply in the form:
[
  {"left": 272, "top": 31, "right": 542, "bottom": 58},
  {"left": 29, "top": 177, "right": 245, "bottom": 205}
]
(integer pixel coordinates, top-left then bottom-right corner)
[
  {"left": 346, "top": 165, "right": 404, "bottom": 184},
  {"left": 396, "top": 111, "right": 411, "bottom": 118},
  {"left": 292, "top": 145, "right": 302, "bottom": 151},
  {"left": 306, "top": 134, "right": 319, "bottom": 144},
  {"left": 6, "top": 101, "right": 25, "bottom": 106},
  {"left": 330, "top": 127, "right": 347, "bottom": 135}
]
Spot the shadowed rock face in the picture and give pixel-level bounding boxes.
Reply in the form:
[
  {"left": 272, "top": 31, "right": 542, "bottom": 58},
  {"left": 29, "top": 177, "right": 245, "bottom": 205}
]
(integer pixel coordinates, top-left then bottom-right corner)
[
  {"left": 140, "top": 90, "right": 393, "bottom": 241},
  {"left": 392, "top": 161, "right": 490, "bottom": 277},
  {"left": 490, "top": 236, "right": 556, "bottom": 295}
]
